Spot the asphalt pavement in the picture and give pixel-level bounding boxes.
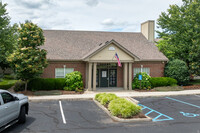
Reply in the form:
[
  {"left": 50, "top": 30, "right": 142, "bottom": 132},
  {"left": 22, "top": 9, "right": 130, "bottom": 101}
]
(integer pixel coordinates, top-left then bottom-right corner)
[{"left": 2, "top": 95, "right": 200, "bottom": 133}]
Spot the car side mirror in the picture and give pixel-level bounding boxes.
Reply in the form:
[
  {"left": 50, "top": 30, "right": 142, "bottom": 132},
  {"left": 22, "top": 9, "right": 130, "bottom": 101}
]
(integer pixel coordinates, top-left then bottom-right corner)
[{"left": 14, "top": 96, "right": 19, "bottom": 101}]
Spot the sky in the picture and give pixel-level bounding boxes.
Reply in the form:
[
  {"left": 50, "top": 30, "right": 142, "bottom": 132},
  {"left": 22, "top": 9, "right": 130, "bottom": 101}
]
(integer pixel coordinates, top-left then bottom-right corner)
[{"left": 3, "top": 0, "right": 183, "bottom": 33}]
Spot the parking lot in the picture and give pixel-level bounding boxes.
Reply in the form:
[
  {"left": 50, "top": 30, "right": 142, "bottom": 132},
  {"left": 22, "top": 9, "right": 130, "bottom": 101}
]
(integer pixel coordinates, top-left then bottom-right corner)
[{"left": 2, "top": 95, "right": 200, "bottom": 133}]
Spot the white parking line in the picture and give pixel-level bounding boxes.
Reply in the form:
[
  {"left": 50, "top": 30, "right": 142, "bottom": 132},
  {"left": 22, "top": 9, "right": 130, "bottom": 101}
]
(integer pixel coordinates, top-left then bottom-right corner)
[{"left": 59, "top": 101, "right": 66, "bottom": 124}]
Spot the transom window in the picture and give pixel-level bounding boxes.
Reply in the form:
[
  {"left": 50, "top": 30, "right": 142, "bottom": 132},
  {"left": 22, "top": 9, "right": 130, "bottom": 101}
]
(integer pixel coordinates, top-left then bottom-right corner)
[
  {"left": 55, "top": 68, "right": 74, "bottom": 78},
  {"left": 133, "top": 67, "right": 150, "bottom": 77}
]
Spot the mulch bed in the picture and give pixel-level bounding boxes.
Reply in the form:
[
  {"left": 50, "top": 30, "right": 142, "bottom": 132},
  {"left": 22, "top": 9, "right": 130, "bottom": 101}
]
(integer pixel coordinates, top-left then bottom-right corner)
[
  {"left": 182, "top": 85, "right": 200, "bottom": 90},
  {"left": 133, "top": 89, "right": 156, "bottom": 92},
  {"left": 16, "top": 90, "right": 83, "bottom": 96},
  {"left": 117, "top": 113, "right": 146, "bottom": 119}
]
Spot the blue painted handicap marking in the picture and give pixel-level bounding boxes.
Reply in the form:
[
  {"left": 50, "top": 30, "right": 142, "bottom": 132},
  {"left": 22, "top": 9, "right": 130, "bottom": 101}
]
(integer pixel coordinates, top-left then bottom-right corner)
[
  {"left": 138, "top": 104, "right": 174, "bottom": 122},
  {"left": 180, "top": 112, "right": 200, "bottom": 117}
]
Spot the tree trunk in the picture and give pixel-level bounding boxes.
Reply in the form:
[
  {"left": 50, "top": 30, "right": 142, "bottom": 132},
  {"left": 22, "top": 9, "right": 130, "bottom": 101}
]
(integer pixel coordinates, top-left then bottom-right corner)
[{"left": 25, "top": 81, "right": 28, "bottom": 92}]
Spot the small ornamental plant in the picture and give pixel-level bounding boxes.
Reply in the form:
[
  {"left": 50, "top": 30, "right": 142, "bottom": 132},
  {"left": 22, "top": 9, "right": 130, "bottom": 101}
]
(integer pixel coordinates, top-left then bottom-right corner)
[
  {"left": 64, "top": 71, "right": 83, "bottom": 91},
  {"left": 132, "top": 72, "right": 151, "bottom": 90}
]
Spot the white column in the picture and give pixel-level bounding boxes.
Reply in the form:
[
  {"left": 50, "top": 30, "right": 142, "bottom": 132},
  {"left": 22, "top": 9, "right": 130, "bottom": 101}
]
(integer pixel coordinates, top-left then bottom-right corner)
[
  {"left": 93, "top": 63, "right": 97, "bottom": 91},
  {"left": 88, "top": 62, "right": 92, "bottom": 91},
  {"left": 123, "top": 63, "right": 128, "bottom": 90},
  {"left": 128, "top": 63, "right": 132, "bottom": 90}
]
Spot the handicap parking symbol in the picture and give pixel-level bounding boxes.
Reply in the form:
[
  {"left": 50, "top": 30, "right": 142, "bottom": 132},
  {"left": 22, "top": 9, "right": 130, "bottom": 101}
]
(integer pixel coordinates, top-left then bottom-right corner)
[{"left": 180, "top": 112, "right": 200, "bottom": 117}]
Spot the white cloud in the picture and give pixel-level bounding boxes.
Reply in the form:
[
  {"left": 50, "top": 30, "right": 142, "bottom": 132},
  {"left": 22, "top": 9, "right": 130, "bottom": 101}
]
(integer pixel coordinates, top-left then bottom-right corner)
[
  {"left": 3, "top": 0, "right": 183, "bottom": 33},
  {"left": 101, "top": 18, "right": 114, "bottom": 26},
  {"left": 85, "top": 0, "right": 99, "bottom": 7}
]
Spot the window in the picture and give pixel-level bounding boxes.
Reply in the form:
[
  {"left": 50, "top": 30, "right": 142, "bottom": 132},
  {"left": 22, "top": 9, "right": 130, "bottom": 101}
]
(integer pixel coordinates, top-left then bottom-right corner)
[
  {"left": 1, "top": 92, "right": 14, "bottom": 104},
  {"left": 133, "top": 67, "right": 150, "bottom": 77},
  {"left": 55, "top": 68, "right": 74, "bottom": 78}
]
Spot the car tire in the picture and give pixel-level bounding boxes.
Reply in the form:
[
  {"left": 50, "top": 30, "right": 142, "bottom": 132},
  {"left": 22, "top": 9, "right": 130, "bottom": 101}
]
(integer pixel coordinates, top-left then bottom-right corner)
[{"left": 18, "top": 106, "right": 26, "bottom": 124}]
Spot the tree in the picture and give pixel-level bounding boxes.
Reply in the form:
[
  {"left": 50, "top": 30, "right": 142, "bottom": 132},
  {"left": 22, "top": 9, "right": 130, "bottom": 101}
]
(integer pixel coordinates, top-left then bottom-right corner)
[
  {"left": 157, "top": 0, "right": 200, "bottom": 76},
  {"left": 0, "top": 2, "right": 18, "bottom": 75},
  {"left": 7, "top": 21, "right": 48, "bottom": 91},
  {"left": 165, "top": 59, "right": 190, "bottom": 85}
]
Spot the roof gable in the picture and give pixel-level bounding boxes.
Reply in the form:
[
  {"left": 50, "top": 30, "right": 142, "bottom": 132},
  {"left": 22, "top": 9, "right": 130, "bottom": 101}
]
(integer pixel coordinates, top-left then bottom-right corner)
[{"left": 83, "top": 40, "right": 140, "bottom": 62}]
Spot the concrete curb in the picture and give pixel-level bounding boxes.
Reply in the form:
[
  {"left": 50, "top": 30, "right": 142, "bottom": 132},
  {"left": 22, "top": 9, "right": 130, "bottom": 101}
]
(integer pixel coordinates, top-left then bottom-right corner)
[
  {"left": 28, "top": 89, "right": 200, "bottom": 101},
  {"left": 93, "top": 98, "right": 152, "bottom": 122}
]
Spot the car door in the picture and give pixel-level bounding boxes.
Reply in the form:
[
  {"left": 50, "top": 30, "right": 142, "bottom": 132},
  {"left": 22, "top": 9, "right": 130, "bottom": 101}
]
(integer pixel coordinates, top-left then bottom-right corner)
[
  {"left": 1, "top": 92, "right": 19, "bottom": 125},
  {"left": 0, "top": 94, "right": 6, "bottom": 128}
]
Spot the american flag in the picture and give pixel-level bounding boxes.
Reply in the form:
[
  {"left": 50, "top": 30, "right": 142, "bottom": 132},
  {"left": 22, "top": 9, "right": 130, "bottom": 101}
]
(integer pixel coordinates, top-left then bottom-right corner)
[{"left": 115, "top": 53, "right": 122, "bottom": 67}]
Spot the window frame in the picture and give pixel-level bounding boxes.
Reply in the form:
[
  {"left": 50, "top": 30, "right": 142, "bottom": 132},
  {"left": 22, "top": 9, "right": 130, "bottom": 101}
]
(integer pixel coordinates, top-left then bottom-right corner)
[
  {"left": 133, "top": 67, "right": 150, "bottom": 77},
  {"left": 55, "top": 68, "right": 74, "bottom": 78}
]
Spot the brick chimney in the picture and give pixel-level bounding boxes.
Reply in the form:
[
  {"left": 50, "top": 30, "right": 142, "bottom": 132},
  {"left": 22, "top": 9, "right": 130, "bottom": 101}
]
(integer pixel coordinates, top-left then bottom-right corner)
[{"left": 141, "top": 20, "right": 155, "bottom": 42}]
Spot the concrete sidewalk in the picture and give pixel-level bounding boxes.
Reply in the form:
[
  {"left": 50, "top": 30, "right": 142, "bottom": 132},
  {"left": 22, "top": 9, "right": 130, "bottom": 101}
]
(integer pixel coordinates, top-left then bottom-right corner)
[{"left": 29, "top": 89, "right": 200, "bottom": 101}]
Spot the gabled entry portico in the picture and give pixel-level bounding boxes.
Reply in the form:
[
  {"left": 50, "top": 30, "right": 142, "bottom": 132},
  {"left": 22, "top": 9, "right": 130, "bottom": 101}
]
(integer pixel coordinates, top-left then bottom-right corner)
[{"left": 84, "top": 40, "right": 140, "bottom": 91}]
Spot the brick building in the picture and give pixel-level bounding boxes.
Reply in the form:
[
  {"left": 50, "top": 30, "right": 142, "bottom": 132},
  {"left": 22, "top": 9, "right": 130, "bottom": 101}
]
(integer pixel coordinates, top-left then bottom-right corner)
[{"left": 41, "top": 20, "right": 168, "bottom": 91}]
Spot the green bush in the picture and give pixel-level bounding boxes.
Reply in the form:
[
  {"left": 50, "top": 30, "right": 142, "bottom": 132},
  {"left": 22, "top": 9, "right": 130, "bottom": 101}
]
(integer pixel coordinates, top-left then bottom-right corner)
[
  {"left": 165, "top": 59, "right": 190, "bottom": 85},
  {"left": 55, "top": 78, "right": 66, "bottom": 90},
  {"left": 108, "top": 98, "right": 141, "bottom": 118},
  {"left": 100, "top": 93, "right": 118, "bottom": 105},
  {"left": 14, "top": 81, "right": 25, "bottom": 92},
  {"left": 28, "top": 78, "right": 66, "bottom": 91},
  {"left": 0, "top": 79, "right": 18, "bottom": 90},
  {"left": 64, "top": 71, "right": 83, "bottom": 91},
  {"left": 4, "top": 74, "right": 17, "bottom": 80},
  {"left": 150, "top": 77, "right": 177, "bottom": 87},
  {"left": 95, "top": 93, "right": 106, "bottom": 102},
  {"left": 132, "top": 72, "right": 151, "bottom": 90},
  {"left": 95, "top": 93, "right": 118, "bottom": 105}
]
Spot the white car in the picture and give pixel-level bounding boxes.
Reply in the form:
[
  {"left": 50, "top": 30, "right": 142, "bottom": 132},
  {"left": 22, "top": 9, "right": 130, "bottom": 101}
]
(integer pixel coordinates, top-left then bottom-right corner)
[{"left": 0, "top": 89, "right": 29, "bottom": 132}]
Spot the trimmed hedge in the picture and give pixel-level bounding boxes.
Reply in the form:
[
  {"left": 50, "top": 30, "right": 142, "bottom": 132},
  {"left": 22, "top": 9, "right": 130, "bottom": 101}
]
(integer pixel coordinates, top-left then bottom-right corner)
[
  {"left": 0, "top": 79, "right": 18, "bottom": 90},
  {"left": 28, "top": 78, "right": 66, "bottom": 91},
  {"left": 150, "top": 77, "right": 177, "bottom": 87}
]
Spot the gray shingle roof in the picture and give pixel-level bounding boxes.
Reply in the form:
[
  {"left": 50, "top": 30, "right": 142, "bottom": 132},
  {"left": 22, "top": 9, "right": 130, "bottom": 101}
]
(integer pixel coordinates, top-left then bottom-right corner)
[{"left": 41, "top": 30, "right": 168, "bottom": 61}]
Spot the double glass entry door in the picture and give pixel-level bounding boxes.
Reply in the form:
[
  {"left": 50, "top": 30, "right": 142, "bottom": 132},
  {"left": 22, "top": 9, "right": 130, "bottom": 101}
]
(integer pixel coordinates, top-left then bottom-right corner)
[{"left": 97, "top": 69, "right": 117, "bottom": 87}]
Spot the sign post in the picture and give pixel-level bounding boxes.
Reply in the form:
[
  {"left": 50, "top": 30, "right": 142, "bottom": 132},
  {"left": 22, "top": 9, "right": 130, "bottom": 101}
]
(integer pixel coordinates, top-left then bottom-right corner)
[{"left": 139, "top": 75, "right": 142, "bottom": 89}]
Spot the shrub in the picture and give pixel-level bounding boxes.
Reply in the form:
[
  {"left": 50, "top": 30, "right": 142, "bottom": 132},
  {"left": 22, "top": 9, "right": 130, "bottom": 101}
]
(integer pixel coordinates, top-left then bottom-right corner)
[
  {"left": 64, "top": 71, "right": 83, "bottom": 91},
  {"left": 55, "top": 78, "right": 66, "bottom": 90},
  {"left": 165, "top": 59, "right": 190, "bottom": 85},
  {"left": 100, "top": 93, "right": 118, "bottom": 105},
  {"left": 132, "top": 72, "right": 151, "bottom": 90},
  {"left": 108, "top": 98, "right": 141, "bottom": 118},
  {"left": 4, "top": 74, "right": 17, "bottom": 80},
  {"left": 14, "top": 81, "right": 25, "bottom": 92},
  {"left": 95, "top": 93, "right": 118, "bottom": 105},
  {"left": 150, "top": 77, "right": 177, "bottom": 88},
  {"left": 95, "top": 93, "right": 106, "bottom": 102},
  {"left": 28, "top": 78, "right": 65, "bottom": 91},
  {"left": 0, "top": 79, "right": 18, "bottom": 90}
]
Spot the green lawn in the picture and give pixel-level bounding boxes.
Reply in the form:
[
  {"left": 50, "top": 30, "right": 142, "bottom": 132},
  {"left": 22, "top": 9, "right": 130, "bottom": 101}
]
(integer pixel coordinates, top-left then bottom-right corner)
[
  {"left": 188, "top": 79, "right": 200, "bottom": 85},
  {"left": 0, "top": 79, "right": 18, "bottom": 90}
]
